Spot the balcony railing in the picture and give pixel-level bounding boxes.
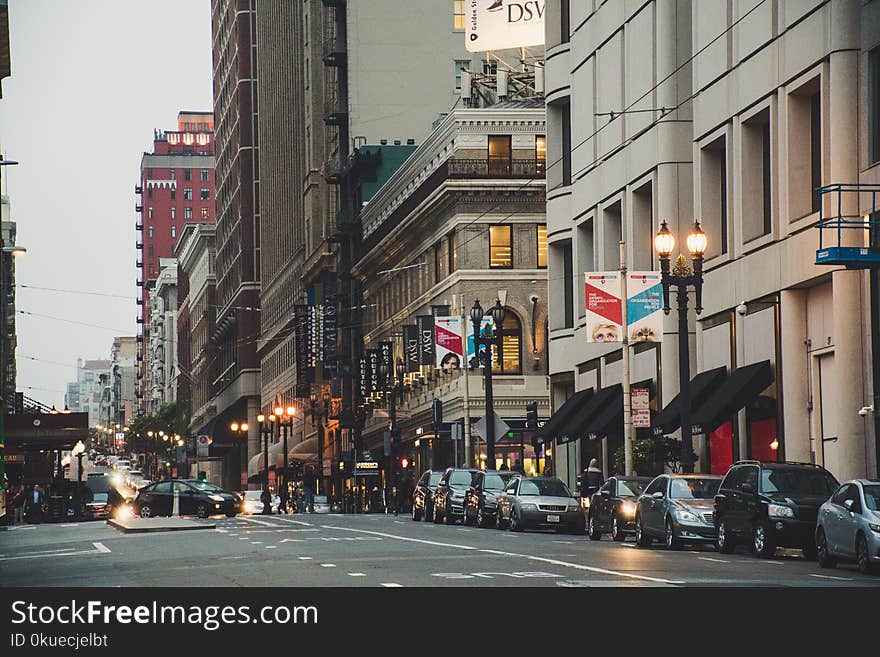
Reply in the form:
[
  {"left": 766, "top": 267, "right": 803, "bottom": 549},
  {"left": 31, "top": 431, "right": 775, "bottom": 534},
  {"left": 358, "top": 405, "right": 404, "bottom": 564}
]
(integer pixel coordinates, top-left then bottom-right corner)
[
  {"left": 134, "top": 185, "right": 143, "bottom": 194},
  {"left": 135, "top": 222, "right": 142, "bottom": 231},
  {"left": 447, "top": 158, "right": 546, "bottom": 179}
]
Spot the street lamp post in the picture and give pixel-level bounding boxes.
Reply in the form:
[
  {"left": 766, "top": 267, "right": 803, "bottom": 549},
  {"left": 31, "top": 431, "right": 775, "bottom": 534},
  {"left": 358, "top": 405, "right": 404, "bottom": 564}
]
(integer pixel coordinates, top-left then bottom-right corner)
[
  {"left": 309, "top": 392, "right": 330, "bottom": 497},
  {"left": 654, "top": 220, "right": 708, "bottom": 474},
  {"left": 274, "top": 405, "right": 295, "bottom": 513},
  {"left": 229, "top": 422, "right": 248, "bottom": 490},
  {"left": 379, "top": 359, "right": 405, "bottom": 511},
  {"left": 470, "top": 299, "right": 506, "bottom": 470},
  {"left": 257, "top": 414, "right": 273, "bottom": 514}
]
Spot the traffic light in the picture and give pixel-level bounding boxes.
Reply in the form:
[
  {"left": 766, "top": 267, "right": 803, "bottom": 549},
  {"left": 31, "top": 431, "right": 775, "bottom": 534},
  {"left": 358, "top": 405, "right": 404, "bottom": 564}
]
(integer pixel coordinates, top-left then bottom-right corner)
[
  {"left": 399, "top": 456, "right": 410, "bottom": 470},
  {"left": 432, "top": 399, "right": 443, "bottom": 426},
  {"left": 525, "top": 401, "right": 538, "bottom": 429}
]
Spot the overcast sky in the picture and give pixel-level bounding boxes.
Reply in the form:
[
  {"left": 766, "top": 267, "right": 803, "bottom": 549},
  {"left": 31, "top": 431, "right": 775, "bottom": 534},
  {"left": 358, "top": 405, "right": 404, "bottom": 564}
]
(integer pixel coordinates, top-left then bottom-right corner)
[{"left": 0, "top": 0, "right": 213, "bottom": 409}]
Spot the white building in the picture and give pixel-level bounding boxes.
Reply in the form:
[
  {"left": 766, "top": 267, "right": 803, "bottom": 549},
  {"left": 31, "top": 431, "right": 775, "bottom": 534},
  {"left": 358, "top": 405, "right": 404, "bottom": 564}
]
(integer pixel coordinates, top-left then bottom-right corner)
[
  {"left": 148, "top": 258, "right": 178, "bottom": 412},
  {"left": 65, "top": 359, "right": 111, "bottom": 427},
  {"left": 543, "top": 0, "right": 878, "bottom": 485}
]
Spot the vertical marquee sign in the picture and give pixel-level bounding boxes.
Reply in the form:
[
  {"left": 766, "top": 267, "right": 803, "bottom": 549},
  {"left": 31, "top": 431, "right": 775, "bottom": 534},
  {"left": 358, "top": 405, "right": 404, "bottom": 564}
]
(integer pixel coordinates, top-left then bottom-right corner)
[
  {"left": 403, "top": 324, "right": 420, "bottom": 373},
  {"left": 378, "top": 341, "right": 394, "bottom": 388},
  {"left": 322, "top": 271, "right": 338, "bottom": 366},
  {"left": 416, "top": 315, "right": 435, "bottom": 365}
]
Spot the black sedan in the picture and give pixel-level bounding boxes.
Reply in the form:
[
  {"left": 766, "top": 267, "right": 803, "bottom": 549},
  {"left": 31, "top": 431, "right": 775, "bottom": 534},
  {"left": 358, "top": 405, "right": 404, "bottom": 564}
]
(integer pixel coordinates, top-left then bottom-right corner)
[
  {"left": 463, "top": 470, "right": 515, "bottom": 528},
  {"left": 411, "top": 470, "right": 443, "bottom": 521},
  {"left": 133, "top": 479, "right": 241, "bottom": 518},
  {"left": 432, "top": 468, "right": 480, "bottom": 524},
  {"left": 588, "top": 476, "right": 651, "bottom": 541}
]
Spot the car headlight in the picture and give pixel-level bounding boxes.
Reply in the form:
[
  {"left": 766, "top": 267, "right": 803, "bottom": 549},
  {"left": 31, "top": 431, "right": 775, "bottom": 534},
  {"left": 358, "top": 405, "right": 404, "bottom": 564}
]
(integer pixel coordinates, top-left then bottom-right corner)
[
  {"left": 620, "top": 502, "right": 636, "bottom": 517},
  {"left": 767, "top": 503, "right": 795, "bottom": 519},
  {"left": 209, "top": 494, "right": 225, "bottom": 502},
  {"left": 520, "top": 503, "right": 537, "bottom": 511},
  {"left": 674, "top": 507, "right": 700, "bottom": 523},
  {"left": 869, "top": 523, "right": 880, "bottom": 533}
]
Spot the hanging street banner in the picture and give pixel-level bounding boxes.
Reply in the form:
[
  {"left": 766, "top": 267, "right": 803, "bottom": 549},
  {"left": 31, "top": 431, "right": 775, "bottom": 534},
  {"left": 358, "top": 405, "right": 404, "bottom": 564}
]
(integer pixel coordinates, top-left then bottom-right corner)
[
  {"left": 358, "top": 356, "right": 369, "bottom": 399},
  {"left": 294, "top": 304, "right": 313, "bottom": 386},
  {"left": 322, "top": 270, "right": 338, "bottom": 366},
  {"left": 403, "top": 324, "right": 420, "bottom": 372},
  {"left": 379, "top": 341, "right": 394, "bottom": 388},
  {"left": 466, "top": 315, "right": 496, "bottom": 367},
  {"left": 585, "top": 272, "right": 622, "bottom": 343},
  {"left": 627, "top": 272, "right": 663, "bottom": 343},
  {"left": 466, "top": 0, "right": 546, "bottom": 53},
  {"left": 416, "top": 315, "right": 435, "bottom": 365},
  {"left": 367, "top": 349, "right": 380, "bottom": 393},
  {"left": 435, "top": 316, "right": 464, "bottom": 371}
]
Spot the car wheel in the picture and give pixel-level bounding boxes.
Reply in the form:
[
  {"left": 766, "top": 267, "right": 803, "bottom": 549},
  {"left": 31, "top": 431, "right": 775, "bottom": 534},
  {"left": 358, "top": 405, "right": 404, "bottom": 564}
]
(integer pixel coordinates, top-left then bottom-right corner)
[
  {"left": 751, "top": 523, "right": 775, "bottom": 558},
  {"left": 138, "top": 505, "right": 151, "bottom": 518},
  {"left": 587, "top": 512, "right": 601, "bottom": 541},
  {"left": 432, "top": 504, "right": 443, "bottom": 524},
  {"left": 716, "top": 519, "right": 735, "bottom": 554},
  {"left": 857, "top": 534, "right": 875, "bottom": 575},
  {"left": 424, "top": 504, "right": 432, "bottom": 522},
  {"left": 411, "top": 504, "right": 421, "bottom": 522},
  {"left": 635, "top": 515, "right": 652, "bottom": 548},
  {"left": 225, "top": 511, "right": 237, "bottom": 518},
  {"left": 197, "top": 503, "right": 209, "bottom": 519},
  {"left": 611, "top": 514, "right": 625, "bottom": 542},
  {"left": 664, "top": 517, "right": 681, "bottom": 550},
  {"left": 509, "top": 509, "right": 522, "bottom": 532},
  {"left": 444, "top": 503, "right": 456, "bottom": 525},
  {"left": 497, "top": 509, "right": 508, "bottom": 530},
  {"left": 816, "top": 529, "right": 836, "bottom": 569}
]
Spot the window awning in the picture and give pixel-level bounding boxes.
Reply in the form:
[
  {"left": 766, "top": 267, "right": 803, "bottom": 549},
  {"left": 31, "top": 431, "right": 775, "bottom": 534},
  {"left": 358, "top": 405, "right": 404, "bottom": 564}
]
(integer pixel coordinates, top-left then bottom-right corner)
[
  {"left": 288, "top": 436, "right": 318, "bottom": 463},
  {"left": 690, "top": 360, "right": 774, "bottom": 435},
  {"left": 651, "top": 366, "right": 728, "bottom": 437},
  {"left": 579, "top": 380, "right": 654, "bottom": 442},
  {"left": 538, "top": 389, "right": 594, "bottom": 441}
]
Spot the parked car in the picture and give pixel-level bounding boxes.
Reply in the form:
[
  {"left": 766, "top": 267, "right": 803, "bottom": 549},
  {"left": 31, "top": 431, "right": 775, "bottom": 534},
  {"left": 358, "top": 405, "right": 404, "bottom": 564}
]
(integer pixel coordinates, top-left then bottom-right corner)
[
  {"left": 240, "top": 490, "right": 280, "bottom": 514},
  {"left": 495, "top": 475, "right": 585, "bottom": 533},
  {"left": 312, "top": 495, "right": 331, "bottom": 514},
  {"left": 463, "top": 470, "right": 515, "bottom": 528},
  {"left": 133, "top": 479, "right": 241, "bottom": 518},
  {"left": 635, "top": 474, "right": 722, "bottom": 549},
  {"left": 431, "top": 468, "right": 480, "bottom": 524},
  {"left": 411, "top": 470, "right": 443, "bottom": 521},
  {"left": 587, "top": 476, "right": 651, "bottom": 541},
  {"left": 816, "top": 479, "right": 880, "bottom": 574},
  {"left": 714, "top": 460, "right": 839, "bottom": 558}
]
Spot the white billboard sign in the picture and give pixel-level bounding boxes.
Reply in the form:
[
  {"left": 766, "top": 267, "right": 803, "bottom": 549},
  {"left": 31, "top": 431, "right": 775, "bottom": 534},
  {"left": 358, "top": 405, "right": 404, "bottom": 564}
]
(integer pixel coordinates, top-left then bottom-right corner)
[
  {"left": 466, "top": 1, "right": 546, "bottom": 53},
  {"left": 626, "top": 272, "right": 663, "bottom": 343}
]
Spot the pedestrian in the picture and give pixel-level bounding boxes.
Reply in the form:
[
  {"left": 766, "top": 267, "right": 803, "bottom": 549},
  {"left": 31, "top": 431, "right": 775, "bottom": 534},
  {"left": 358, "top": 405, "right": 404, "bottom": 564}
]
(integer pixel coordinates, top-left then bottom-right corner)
[
  {"left": 24, "top": 484, "right": 44, "bottom": 524},
  {"left": 260, "top": 487, "right": 272, "bottom": 515},
  {"left": 581, "top": 458, "right": 603, "bottom": 500},
  {"left": 302, "top": 467, "right": 316, "bottom": 513},
  {"left": 278, "top": 482, "right": 289, "bottom": 515}
]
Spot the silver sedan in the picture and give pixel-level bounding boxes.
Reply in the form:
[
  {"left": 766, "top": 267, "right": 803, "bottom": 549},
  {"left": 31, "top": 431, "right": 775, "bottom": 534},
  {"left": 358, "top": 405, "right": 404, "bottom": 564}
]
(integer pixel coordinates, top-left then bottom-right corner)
[
  {"left": 495, "top": 476, "right": 585, "bottom": 533},
  {"left": 816, "top": 479, "right": 880, "bottom": 575}
]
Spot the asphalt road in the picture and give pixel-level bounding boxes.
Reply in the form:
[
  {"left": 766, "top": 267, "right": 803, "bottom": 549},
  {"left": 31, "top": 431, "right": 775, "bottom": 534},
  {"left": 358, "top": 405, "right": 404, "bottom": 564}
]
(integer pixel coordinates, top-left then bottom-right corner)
[{"left": 2, "top": 512, "right": 879, "bottom": 587}]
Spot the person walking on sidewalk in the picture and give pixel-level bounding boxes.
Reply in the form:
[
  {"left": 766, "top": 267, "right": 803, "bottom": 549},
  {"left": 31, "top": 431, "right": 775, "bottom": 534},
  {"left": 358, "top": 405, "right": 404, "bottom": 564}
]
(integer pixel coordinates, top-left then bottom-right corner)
[{"left": 301, "top": 467, "right": 316, "bottom": 513}]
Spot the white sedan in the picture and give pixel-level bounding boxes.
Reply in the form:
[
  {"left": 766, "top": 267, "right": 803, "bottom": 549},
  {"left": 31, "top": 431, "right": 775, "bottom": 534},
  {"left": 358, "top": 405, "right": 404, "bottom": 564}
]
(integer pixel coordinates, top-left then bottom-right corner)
[{"left": 241, "top": 490, "right": 280, "bottom": 514}]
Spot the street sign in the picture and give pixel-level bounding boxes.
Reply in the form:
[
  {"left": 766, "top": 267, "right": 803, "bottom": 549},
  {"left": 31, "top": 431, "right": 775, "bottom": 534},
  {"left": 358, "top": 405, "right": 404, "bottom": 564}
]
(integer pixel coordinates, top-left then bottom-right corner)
[
  {"left": 472, "top": 412, "right": 510, "bottom": 443},
  {"left": 631, "top": 388, "right": 650, "bottom": 428}
]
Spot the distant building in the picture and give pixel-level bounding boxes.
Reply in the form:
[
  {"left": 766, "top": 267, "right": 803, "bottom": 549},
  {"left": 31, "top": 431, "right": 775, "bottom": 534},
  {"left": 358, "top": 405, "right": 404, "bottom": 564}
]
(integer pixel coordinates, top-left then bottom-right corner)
[
  {"left": 1, "top": 200, "right": 19, "bottom": 406},
  {"left": 148, "top": 259, "right": 178, "bottom": 413},
  {"left": 65, "top": 359, "right": 111, "bottom": 427},
  {"left": 109, "top": 337, "right": 137, "bottom": 428}
]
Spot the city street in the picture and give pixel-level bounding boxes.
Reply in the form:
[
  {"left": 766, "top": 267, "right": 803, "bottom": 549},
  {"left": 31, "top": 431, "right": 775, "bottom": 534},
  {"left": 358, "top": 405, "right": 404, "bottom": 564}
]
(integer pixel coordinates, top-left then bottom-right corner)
[{"left": 3, "top": 513, "right": 879, "bottom": 588}]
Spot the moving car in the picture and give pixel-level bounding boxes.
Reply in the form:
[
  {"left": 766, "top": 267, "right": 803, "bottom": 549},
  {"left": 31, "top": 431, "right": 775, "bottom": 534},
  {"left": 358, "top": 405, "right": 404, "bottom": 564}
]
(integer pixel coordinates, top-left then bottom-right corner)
[
  {"left": 816, "top": 479, "right": 880, "bottom": 574},
  {"left": 495, "top": 475, "right": 585, "bottom": 533},
  {"left": 133, "top": 479, "right": 241, "bottom": 518},
  {"left": 463, "top": 470, "right": 515, "bottom": 528},
  {"left": 588, "top": 476, "right": 651, "bottom": 541},
  {"left": 714, "top": 460, "right": 839, "bottom": 558},
  {"left": 411, "top": 470, "right": 442, "bottom": 521},
  {"left": 431, "top": 468, "right": 479, "bottom": 524},
  {"left": 81, "top": 473, "right": 125, "bottom": 520},
  {"left": 240, "top": 490, "right": 280, "bottom": 514},
  {"left": 635, "top": 474, "right": 722, "bottom": 549}
]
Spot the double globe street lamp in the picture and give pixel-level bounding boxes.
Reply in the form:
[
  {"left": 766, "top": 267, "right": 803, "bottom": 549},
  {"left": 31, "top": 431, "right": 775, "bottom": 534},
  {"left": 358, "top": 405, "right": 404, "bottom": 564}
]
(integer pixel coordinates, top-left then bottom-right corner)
[
  {"left": 654, "top": 220, "right": 708, "bottom": 474},
  {"left": 470, "top": 298, "right": 506, "bottom": 470},
  {"left": 256, "top": 413, "right": 274, "bottom": 514},
  {"left": 273, "top": 405, "right": 297, "bottom": 512}
]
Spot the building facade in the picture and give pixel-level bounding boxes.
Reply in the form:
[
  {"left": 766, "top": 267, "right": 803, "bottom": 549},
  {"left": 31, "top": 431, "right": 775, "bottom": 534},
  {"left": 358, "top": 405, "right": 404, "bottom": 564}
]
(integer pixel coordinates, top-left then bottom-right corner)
[
  {"left": 1, "top": 202, "right": 18, "bottom": 406},
  {"left": 135, "top": 111, "right": 215, "bottom": 415},
  {"left": 148, "top": 259, "right": 178, "bottom": 413},
  {"left": 109, "top": 336, "right": 137, "bottom": 429},
  {"left": 544, "top": 0, "right": 879, "bottom": 486},
  {"left": 65, "top": 359, "right": 111, "bottom": 428}
]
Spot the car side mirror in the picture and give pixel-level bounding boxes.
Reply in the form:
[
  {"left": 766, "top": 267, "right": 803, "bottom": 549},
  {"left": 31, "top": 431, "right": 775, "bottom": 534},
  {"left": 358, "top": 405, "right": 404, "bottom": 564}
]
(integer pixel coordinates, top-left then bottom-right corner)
[
  {"left": 652, "top": 491, "right": 664, "bottom": 499},
  {"left": 600, "top": 490, "right": 610, "bottom": 497},
  {"left": 741, "top": 483, "right": 754, "bottom": 493},
  {"left": 843, "top": 499, "right": 859, "bottom": 513}
]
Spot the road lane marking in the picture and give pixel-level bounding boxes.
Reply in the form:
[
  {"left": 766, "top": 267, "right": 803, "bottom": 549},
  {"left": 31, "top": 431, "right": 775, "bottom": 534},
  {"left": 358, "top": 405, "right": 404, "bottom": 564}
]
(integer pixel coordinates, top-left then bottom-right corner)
[
  {"left": 553, "top": 541, "right": 574, "bottom": 544},
  {"left": 251, "top": 541, "right": 263, "bottom": 544},
  {"left": 697, "top": 557, "right": 729, "bottom": 564},
  {"left": 239, "top": 516, "right": 281, "bottom": 527},
  {"left": 254, "top": 516, "right": 313, "bottom": 527},
  {"left": 93, "top": 542, "right": 111, "bottom": 553},
  {"left": 348, "top": 573, "right": 367, "bottom": 577},
  {"left": 317, "top": 524, "right": 684, "bottom": 585},
  {"left": 380, "top": 583, "right": 403, "bottom": 587},
  {"left": 809, "top": 573, "right": 853, "bottom": 581},
  {"left": 265, "top": 546, "right": 277, "bottom": 549},
  {"left": 298, "top": 556, "right": 313, "bottom": 560},
  {"left": 0, "top": 544, "right": 110, "bottom": 561},
  {"left": 320, "top": 563, "right": 336, "bottom": 568}
]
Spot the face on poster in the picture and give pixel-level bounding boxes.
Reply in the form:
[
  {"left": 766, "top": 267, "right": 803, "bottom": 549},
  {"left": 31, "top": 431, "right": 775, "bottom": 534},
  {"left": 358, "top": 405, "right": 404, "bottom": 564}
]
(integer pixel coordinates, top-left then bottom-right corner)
[
  {"left": 626, "top": 272, "right": 663, "bottom": 343},
  {"left": 465, "top": 0, "right": 546, "bottom": 53},
  {"left": 435, "top": 317, "right": 464, "bottom": 371},
  {"left": 585, "top": 272, "right": 622, "bottom": 343}
]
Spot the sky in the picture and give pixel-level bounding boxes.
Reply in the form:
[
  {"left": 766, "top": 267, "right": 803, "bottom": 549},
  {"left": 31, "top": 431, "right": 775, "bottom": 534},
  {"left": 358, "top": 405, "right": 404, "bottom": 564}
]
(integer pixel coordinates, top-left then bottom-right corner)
[{"left": 0, "top": 0, "right": 213, "bottom": 409}]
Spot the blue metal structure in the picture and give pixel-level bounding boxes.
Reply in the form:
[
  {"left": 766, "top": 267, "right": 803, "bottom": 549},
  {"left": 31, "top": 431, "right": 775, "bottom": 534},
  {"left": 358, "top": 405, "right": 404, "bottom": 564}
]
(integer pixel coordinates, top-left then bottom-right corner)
[{"left": 815, "top": 183, "right": 880, "bottom": 268}]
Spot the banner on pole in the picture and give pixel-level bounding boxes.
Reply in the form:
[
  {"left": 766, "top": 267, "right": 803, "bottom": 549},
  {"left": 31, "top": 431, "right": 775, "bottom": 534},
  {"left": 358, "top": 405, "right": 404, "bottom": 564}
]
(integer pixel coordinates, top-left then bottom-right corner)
[
  {"left": 627, "top": 272, "right": 663, "bottom": 343},
  {"left": 434, "top": 317, "right": 464, "bottom": 371},
  {"left": 466, "top": 316, "right": 495, "bottom": 367},
  {"left": 585, "top": 272, "right": 622, "bottom": 343},
  {"left": 403, "top": 325, "right": 420, "bottom": 372},
  {"left": 416, "top": 315, "right": 435, "bottom": 365}
]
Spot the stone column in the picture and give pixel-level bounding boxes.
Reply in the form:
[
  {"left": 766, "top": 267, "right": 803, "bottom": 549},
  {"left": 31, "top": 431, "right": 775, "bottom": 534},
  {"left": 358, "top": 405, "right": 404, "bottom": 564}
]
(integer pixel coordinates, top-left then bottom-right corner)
[{"left": 780, "top": 290, "right": 810, "bottom": 463}]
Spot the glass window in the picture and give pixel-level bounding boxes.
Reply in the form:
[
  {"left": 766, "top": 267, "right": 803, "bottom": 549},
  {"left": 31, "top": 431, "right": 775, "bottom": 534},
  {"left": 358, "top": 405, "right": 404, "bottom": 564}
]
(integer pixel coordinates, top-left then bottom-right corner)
[
  {"left": 644, "top": 477, "right": 666, "bottom": 496},
  {"left": 201, "top": 207, "right": 209, "bottom": 219},
  {"left": 483, "top": 473, "right": 512, "bottom": 490},
  {"left": 616, "top": 479, "right": 646, "bottom": 498},
  {"left": 740, "top": 466, "right": 758, "bottom": 491},
  {"left": 843, "top": 485, "right": 862, "bottom": 513},
  {"left": 200, "top": 168, "right": 209, "bottom": 181},
  {"left": 492, "top": 311, "right": 521, "bottom": 374},
  {"left": 863, "top": 484, "right": 880, "bottom": 511},
  {"left": 488, "top": 135, "right": 511, "bottom": 175},
  {"left": 519, "top": 478, "right": 571, "bottom": 497},
  {"left": 184, "top": 168, "right": 192, "bottom": 181},
  {"left": 171, "top": 225, "right": 177, "bottom": 238},
  {"left": 535, "top": 135, "right": 546, "bottom": 174},
  {"left": 184, "top": 207, "right": 193, "bottom": 219},
  {"left": 169, "top": 169, "right": 176, "bottom": 180},
  {"left": 489, "top": 225, "right": 513, "bottom": 268},
  {"left": 148, "top": 207, "right": 153, "bottom": 219},
  {"left": 870, "top": 47, "right": 880, "bottom": 164},
  {"left": 201, "top": 188, "right": 209, "bottom": 200},
  {"left": 448, "top": 232, "right": 457, "bottom": 273},
  {"left": 184, "top": 188, "right": 193, "bottom": 200},
  {"left": 153, "top": 482, "right": 172, "bottom": 494},
  {"left": 449, "top": 470, "right": 474, "bottom": 486},
  {"left": 599, "top": 481, "right": 613, "bottom": 495},
  {"left": 428, "top": 472, "right": 443, "bottom": 486},
  {"left": 148, "top": 226, "right": 154, "bottom": 238},
  {"left": 170, "top": 207, "right": 176, "bottom": 220},
  {"left": 171, "top": 189, "right": 176, "bottom": 200},
  {"left": 760, "top": 467, "right": 837, "bottom": 497},
  {"left": 453, "top": 0, "right": 465, "bottom": 31},
  {"left": 537, "top": 225, "right": 547, "bottom": 268},
  {"left": 454, "top": 59, "right": 469, "bottom": 91},
  {"left": 669, "top": 478, "right": 721, "bottom": 499},
  {"left": 831, "top": 484, "right": 850, "bottom": 506}
]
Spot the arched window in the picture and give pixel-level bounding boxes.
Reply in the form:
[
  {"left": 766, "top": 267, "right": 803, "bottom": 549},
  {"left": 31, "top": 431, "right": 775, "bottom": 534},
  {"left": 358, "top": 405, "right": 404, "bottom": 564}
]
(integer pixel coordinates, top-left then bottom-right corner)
[{"left": 493, "top": 310, "right": 522, "bottom": 374}]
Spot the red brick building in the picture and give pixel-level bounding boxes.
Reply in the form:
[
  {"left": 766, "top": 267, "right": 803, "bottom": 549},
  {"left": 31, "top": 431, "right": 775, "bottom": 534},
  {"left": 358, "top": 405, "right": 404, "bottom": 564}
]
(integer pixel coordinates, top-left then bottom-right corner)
[{"left": 135, "top": 111, "right": 215, "bottom": 414}]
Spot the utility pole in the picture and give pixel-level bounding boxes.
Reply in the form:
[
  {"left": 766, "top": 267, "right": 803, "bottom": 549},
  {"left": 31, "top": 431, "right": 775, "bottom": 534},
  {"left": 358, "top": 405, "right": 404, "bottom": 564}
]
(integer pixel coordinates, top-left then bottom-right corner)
[{"left": 620, "top": 242, "right": 633, "bottom": 477}]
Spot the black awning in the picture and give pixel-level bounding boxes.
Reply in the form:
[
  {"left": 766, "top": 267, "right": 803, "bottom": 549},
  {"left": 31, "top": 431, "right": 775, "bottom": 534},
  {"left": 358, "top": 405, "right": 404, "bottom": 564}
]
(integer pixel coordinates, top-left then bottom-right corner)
[
  {"left": 537, "top": 388, "right": 594, "bottom": 441},
  {"left": 651, "top": 366, "right": 728, "bottom": 437},
  {"left": 691, "top": 360, "right": 774, "bottom": 435},
  {"left": 581, "top": 379, "right": 654, "bottom": 441}
]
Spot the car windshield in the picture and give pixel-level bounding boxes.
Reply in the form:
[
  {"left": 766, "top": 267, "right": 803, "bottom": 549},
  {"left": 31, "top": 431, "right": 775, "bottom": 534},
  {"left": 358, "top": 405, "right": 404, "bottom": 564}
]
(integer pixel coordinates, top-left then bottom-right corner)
[
  {"left": 315, "top": 496, "right": 328, "bottom": 504},
  {"left": 483, "top": 474, "right": 512, "bottom": 491},
  {"left": 670, "top": 478, "right": 721, "bottom": 499},
  {"left": 863, "top": 484, "right": 880, "bottom": 511},
  {"left": 519, "top": 479, "right": 571, "bottom": 497},
  {"left": 244, "top": 491, "right": 262, "bottom": 500},
  {"left": 186, "top": 481, "right": 223, "bottom": 493},
  {"left": 449, "top": 471, "right": 474, "bottom": 486},
  {"left": 84, "top": 476, "right": 112, "bottom": 494},
  {"left": 761, "top": 468, "right": 838, "bottom": 497},
  {"left": 91, "top": 493, "right": 109, "bottom": 503},
  {"left": 617, "top": 480, "right": 646, "bottom": 497},
  {"left": 428, "top": 472, "right": 443, "bottom": 486}
]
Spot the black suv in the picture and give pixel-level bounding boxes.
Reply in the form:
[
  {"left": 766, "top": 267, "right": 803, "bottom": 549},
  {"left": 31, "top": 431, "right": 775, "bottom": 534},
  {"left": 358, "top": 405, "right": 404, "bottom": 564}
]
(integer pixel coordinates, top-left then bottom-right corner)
[
  {"left": 431, "top": 468, "right": 479, "bottom": 524},
  {"left": 411, "top": 470, "right": 442, "bottom": 521},
  {"left": 714, "top": 460, "right": 839, "bottom": 558}
]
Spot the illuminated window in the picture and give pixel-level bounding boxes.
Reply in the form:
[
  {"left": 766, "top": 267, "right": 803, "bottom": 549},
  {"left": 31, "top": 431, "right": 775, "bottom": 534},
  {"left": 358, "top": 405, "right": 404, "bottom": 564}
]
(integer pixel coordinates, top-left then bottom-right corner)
[
  {"left": 148, "top": 226, "right": 154, "bottom": 238},
  {"left": 201, "top": 207, "right": 209, "bottom": 219},
  {"left": 493, "top": 311, "right": 522, "bottom": 375},
  {"left": 453, "top": 0, "right": 465, "bottom": 31},
  {"left": 170, "top": 207, "right": 176, "bottom": 220},
  {"left": 535, "top": 135, "right": 546, "bottom": 174},
  {"left": 171, "top": 225, "right": 177, "bottom": 239},
  {"left": 489, "top": 225, "right": 513, "bottom": 268},
  {"left": 448, "top": 232, "right": 457, "bottom": 273},
  {"left": 537, "top": 225, "right": 547, "bottom": 268}
]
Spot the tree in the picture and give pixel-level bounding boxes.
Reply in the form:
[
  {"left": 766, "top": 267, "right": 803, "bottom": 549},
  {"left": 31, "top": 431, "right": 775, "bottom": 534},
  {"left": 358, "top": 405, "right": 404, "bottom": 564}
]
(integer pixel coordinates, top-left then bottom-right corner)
[{"left": 612, "top": 435, "right": 682, "bottom": 476}]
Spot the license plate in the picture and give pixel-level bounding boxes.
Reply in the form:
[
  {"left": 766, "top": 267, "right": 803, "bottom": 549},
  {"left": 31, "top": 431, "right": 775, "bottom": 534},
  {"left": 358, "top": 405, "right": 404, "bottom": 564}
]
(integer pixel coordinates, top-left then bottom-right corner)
[{"left": 547, "top": 514, "right": 560, "bottom": 523}]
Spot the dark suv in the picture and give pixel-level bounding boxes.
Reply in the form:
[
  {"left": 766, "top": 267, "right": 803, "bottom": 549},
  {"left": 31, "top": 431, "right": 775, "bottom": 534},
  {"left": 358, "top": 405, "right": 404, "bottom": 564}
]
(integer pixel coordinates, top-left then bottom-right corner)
[
  {"left": 714, "top": 460, "right": 839, "bottom": 558},
  {"left": 411, "top": 470, "right": 442, "bottom": 521},
  {"left": 431, "top": 468, "right": 479, "bottom": 524}
]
